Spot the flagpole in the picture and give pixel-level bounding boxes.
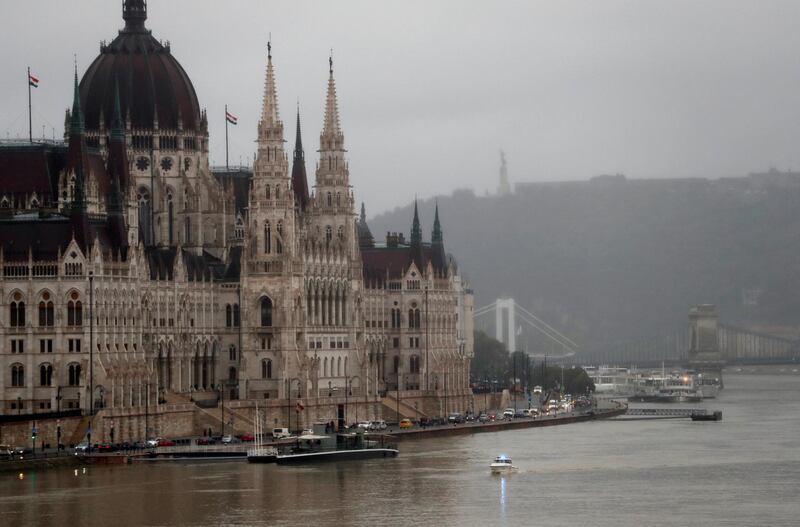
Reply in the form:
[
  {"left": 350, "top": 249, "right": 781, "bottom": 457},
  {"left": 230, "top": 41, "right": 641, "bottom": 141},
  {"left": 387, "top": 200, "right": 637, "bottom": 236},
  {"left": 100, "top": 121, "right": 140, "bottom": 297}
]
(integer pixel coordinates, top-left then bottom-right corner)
[
  {"left": 27, "top": 67, "right": 32, "bottom": 142},
  {"left": 225, "top": 104, "right": 229, "bottom": 171}
]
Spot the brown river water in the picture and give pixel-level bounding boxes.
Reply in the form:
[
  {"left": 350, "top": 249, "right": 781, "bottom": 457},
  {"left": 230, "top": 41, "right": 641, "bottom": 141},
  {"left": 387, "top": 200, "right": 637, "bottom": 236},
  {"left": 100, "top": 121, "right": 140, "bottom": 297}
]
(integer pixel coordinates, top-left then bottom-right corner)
[{"left": 2, "top": 370, "right": 799, "bottom": 526}]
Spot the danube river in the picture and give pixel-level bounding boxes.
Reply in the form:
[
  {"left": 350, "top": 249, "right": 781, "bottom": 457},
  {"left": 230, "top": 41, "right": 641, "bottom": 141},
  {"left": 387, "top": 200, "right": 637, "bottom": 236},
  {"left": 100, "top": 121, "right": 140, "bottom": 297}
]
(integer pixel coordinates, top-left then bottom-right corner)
[{"left": 2, "top": 370, "right": 800, "bottom": 526}]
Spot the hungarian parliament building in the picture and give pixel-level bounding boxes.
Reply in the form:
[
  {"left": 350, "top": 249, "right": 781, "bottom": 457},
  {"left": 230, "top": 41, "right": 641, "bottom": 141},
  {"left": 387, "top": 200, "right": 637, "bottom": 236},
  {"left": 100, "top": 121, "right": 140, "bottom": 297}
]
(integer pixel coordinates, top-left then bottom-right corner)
[{"left": 0, "top": 2, "right": 473, "bottom": 438}]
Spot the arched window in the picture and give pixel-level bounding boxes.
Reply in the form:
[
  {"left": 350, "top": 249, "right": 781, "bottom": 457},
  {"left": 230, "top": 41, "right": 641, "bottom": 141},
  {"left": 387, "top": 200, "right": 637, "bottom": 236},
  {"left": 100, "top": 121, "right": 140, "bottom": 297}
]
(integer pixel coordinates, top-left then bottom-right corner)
[
  {"left": 275, "top": 185, "right": 281, "bottom": 200},
  {"left": 265, "top": 185, "right": 271, "bottom": 200},
  {"left": 137, "top": 188, "right": 152, "bottom": 245},
  {"left": 264, "top": 221, "right": 271, "bottom": 253},
  {"left": 184, "top": 217, "right": 191, "bottom": 244},
  {"left": 336, "top": 192, "right": 341, "bottom": 206},
  {"left": 68, "top": 363, "right": 81, "bottom": 387},
  {"left": 262, "top": 359, "right": 272, "bottom": 379},
  {"left": 39, "top": 364, "right": 53, "bottom": 386},
  {"left": 233, "top": 304, "right": 240, "bottom": 327},
  {"left": 229, "top": 367, "right": 237, "bottom": 381},
  {"left": 260, "top": 297, "right": 273, "bottom": 327},
  {"left": 11, "top": 364, "right": 24, "bottom": 387},
  {"left": 337, "top": 225, "right": 344, "bottom": 240},
  {"left": 337, "top": 357, "right": 342, "bottom": 377},
  {"left": 325, "top": 226, "right": 332, "bottom": 243},
  {"left": 229, "top": 345, "right": 236, "bottom": 361},
  {"left": 410, "top": 355, "right": 420, "bottom": 374},
  {"left": 167, "top": 193, "right": 174, "bottom": 245},
  {"left": 67, "top": 298, "right": 83, "bottom": 326},
  {"left": 327, "top": 192, "right": 332, "bottom": 207},
  {"left": 226, "top": 304, "right": 232, "bottom": 327},
  {"left": 39, "top": 300, "right": 54, "bottom": 327},
  {"left": 10, "top": 294, "right": 25, "bottom": 327},
  {"left": 324, "top": 357, "right": 328, "bottom": 377},
  {"left": 276, "top": 221, "right": 283, "bottom": 254}
]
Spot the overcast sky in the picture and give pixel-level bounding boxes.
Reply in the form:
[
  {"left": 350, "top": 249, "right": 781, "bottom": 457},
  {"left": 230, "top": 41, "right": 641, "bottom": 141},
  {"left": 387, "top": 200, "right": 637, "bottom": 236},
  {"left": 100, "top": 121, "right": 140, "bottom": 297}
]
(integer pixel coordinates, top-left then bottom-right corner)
[{"left": 2, "top": 1, "right": 800, "bottom": 213}]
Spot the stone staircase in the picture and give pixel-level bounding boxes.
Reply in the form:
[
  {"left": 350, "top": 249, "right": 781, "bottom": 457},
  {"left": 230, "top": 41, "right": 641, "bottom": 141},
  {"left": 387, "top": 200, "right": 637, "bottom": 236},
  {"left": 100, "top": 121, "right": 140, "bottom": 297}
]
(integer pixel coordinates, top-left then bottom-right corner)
[
  {"left": 163, "top": 390, "right": 254, "bottom": 436},
  {"left": 68, "top": 415, "right": 92, "bottom": 446},
  {"left": 380, "top": 394, "right": 427, "bottom": 421}
]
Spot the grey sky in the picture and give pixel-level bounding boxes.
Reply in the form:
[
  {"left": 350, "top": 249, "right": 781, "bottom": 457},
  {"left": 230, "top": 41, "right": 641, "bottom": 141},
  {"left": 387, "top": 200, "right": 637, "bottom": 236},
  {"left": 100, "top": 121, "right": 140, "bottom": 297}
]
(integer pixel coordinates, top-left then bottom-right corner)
[{"left": 2, "top": 1, "right": 799, "bottom": 214}]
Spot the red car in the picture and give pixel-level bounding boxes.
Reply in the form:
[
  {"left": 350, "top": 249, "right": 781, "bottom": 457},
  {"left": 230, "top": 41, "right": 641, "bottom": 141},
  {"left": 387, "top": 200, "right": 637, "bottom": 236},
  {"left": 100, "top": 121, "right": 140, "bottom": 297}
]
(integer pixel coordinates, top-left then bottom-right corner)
[
  {"left": 238, "top": 434, "right": 255, "bottom": 442},
  {"left": 157, "top": 439, "right": 176, "bottom": 447}
]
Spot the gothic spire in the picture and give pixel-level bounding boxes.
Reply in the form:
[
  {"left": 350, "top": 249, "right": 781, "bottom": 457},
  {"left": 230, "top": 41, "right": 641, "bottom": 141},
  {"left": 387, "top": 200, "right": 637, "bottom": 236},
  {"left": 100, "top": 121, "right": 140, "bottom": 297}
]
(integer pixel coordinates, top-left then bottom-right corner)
[
  {"left": 291, "top": 106, "right": 309, "bottom": 210},
  {"left": 260, "top": 40, "right": 280, "bottom": 128},
  {"left": 321, "top": 54, "right": 342, "bottom": 140},
  {"left": 70, "top": 65, "right": 84, "bottom": 136},
  {"left": 410, "top": 199, "right": 422, "bottom": 245},
  {"left": 432, "top": 201, "right": 443, "bottom": 244}
]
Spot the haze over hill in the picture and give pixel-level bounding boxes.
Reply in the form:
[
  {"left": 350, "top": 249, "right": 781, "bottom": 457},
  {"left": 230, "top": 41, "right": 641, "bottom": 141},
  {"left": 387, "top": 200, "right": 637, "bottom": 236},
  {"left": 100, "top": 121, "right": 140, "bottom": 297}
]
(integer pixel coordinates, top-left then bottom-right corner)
[{"left": 370, "top": 170, "right": 800, "bottom": 356}]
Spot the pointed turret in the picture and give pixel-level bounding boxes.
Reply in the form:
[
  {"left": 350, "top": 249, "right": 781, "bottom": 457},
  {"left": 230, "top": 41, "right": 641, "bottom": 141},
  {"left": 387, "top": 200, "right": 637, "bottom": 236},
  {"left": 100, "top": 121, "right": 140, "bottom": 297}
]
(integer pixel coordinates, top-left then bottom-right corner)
[
  {"left": 291, "top": 106, "right": 309, "bottom": 211},
  {"left": 432, "top": 201, "right": 443, "bottom": 244},
  {"left": 431, "top": 201, "right": 447, "bottom": 276},
  {"left": 322, "top": 55, "right": 342, "bottom": 140},
  {"left": 70, "top": 68, "right": 84, "bottom": 137},
  {"left": 261, "top": 41, "right": 280, "bottom": 129},
  {"left": 410, "top": 200, "right": 422, "bottom": 245},
  {"left": 408, "top": 200, "right": 424, "bottom": 270},
  {"left": 67, "top": 66, "right": 91, "bottom": 251},
  {"left": 106, "top": 78, "right": 129, "bottom": 257},
  {"left": 358, "top": 202, "right": 374, "bottom": 249}
]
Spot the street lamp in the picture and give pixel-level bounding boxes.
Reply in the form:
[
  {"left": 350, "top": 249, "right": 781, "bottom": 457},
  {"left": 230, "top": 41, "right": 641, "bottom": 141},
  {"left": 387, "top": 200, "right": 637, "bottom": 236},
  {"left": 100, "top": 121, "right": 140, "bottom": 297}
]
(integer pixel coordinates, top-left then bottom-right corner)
[
  {"left": 217, "top": 383, "right": 225, "bottom": 438},
  {"left": 89, "top": 270, "right": 94, "bottom": 417}
]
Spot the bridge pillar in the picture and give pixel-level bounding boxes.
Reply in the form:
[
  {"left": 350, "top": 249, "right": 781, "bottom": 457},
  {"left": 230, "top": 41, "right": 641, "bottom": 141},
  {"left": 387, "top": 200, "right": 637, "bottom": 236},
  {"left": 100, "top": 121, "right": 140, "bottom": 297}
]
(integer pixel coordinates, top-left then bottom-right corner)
[
  {"left": 495, "top": 298, "right": 516, "bottom": 352},
  {"left": 687, "top": 304, "right": 725, "bottom": 388}
]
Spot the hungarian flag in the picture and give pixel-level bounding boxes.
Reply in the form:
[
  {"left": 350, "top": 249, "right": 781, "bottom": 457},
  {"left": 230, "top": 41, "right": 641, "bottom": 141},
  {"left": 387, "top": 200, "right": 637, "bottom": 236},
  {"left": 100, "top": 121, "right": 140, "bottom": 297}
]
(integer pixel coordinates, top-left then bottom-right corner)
[
  {"left": 295, "top": 400, "right": 305, "bottom": 412},
  {"left": 226, "top": 110, "right": 238, "bottom": 125},
  {"left": 29, "top": 73, "right": 39, "bottom": 88}
]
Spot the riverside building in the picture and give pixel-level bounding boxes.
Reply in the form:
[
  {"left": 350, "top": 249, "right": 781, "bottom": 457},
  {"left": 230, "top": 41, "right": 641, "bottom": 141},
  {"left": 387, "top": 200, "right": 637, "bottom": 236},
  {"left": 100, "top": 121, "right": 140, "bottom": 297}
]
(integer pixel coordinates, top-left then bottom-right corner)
[{"left": 0, "top": 1, "right": 473, "bottom": 440}]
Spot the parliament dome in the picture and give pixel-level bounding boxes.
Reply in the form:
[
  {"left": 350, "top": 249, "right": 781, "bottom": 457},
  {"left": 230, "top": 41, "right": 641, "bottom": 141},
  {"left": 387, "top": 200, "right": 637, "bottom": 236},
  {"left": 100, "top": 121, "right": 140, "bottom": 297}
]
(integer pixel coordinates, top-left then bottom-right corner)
[{"left": 79, "top": 0, "right": 202, "bottom": 132}]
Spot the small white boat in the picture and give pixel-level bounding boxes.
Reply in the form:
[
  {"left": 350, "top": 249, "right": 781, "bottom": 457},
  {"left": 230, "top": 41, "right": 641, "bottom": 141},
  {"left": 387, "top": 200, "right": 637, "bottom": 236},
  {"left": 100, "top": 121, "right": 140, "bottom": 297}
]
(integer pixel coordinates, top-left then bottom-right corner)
[{"left": 490, "top": 455, "right": 517, "bottom": 474}]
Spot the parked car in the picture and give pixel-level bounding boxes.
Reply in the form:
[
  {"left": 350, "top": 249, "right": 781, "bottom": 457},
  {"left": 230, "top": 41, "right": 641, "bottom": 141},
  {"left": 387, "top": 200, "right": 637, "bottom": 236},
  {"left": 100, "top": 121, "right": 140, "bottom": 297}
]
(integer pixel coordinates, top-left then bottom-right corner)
[
  {"left": 514, "top": 409, "right": 526, "bottom": 419},
  {"left": 196, "top": 437, "right": 213, "bottom": 446},
  {"left": 488, "top": 413, "right": 497, "bottom": 421},
  {"left": 399, "top": 418, "right": 413, "bottom": 429},
  {"left": 157, "top": 439, "right": 176, "bottom": 447},
  {"left": 0, "top": 445, "right": 14, "bottom": 459},
  {"left": 478, "top": 413, "right": 489, "bottom": 423},
  {"left": 96, "top": 443, "right": 116, "bottom": 453},
  {"left": 533, "top": 385, "right": 543, "bottom": 394},
  {"left": 221, "top": 435, "right": 233, "bottom": 444},
  {"left": 238, "top": 434, "right": 255, "bottom": 442},
  {"left": 369, "top": 420, "right": 387, "bottom": 431},
  {"left": 503, "top": 408, "right": 515, "bottom": 419},
  {"left": 272, "top": 428, "right": 291, "bottom": 439},
  {"left": 146, "top": 438, "right": 160, "bottom": 448},
  {"left": 447, "top": 413, "right": 464, "bottom": 424},
  {"left": 356, "top": 421, "right": 371, "bottom": 430}
]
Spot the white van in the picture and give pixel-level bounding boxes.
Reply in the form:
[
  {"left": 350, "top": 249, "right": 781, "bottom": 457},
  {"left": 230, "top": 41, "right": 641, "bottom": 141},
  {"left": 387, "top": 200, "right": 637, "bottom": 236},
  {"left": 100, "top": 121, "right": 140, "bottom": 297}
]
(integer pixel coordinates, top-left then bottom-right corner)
[{"left": 272, "top": 428, "right": 291, "bottom": 439}]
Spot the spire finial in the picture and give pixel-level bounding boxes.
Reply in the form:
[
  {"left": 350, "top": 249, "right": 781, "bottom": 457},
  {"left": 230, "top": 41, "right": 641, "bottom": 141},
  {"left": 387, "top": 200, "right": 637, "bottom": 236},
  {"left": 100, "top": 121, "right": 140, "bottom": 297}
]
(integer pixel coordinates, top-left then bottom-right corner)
[
  {"left": 268, "top": 35, "right": 272, "bottom": 59},
  {"left": 329, "top": 49, "right": 333, "bottom": 74},
  {"left": 411, "top": 199, "right": 422, "bottom": 245}
]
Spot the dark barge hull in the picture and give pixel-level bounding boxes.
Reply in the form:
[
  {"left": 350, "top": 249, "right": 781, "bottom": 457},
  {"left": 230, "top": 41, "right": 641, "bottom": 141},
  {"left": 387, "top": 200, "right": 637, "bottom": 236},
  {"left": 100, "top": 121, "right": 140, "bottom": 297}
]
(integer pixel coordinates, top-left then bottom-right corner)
[{"left": 276, "top": 448, "right": 398, "bottom": 465}]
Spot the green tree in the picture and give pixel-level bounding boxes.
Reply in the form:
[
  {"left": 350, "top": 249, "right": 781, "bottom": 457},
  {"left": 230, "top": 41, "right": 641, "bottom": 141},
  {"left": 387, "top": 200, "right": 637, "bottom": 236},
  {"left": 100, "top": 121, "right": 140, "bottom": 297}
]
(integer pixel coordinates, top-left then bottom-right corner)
[{"left": 470, "top": 331, "right": 509, "bottom": 386}]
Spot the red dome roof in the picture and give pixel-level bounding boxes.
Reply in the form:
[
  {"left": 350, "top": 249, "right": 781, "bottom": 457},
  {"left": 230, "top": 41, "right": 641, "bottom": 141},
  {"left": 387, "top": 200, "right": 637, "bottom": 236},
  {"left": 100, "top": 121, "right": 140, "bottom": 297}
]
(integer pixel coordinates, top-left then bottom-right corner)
[{"left": 79, "top": 2, "right": 202, "bottom": 132}]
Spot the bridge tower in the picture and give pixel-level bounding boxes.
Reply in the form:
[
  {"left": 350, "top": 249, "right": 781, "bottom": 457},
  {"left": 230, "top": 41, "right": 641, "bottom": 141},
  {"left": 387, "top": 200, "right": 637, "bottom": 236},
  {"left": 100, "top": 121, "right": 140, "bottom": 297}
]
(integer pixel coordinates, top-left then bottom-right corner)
[
  {"left": 687, "top": 304, "right": 725, "bottom": 387},
  {"left": 495, "top": 297, "right": 516, "bottom": 352}
]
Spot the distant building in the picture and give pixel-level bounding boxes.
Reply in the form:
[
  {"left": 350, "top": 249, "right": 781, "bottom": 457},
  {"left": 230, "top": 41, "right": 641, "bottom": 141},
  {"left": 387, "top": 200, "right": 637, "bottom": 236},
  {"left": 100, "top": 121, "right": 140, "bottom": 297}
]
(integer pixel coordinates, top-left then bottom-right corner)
[{"left": 497, "top": 150, "right": 511, "bottom": 196}]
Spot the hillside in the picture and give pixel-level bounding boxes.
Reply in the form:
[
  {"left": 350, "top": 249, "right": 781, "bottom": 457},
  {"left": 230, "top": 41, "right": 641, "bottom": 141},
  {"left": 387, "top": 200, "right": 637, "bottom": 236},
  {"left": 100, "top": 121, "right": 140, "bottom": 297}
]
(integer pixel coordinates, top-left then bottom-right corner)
[{"left": 370, "top": 173, "right": 800, "bottom": 355}]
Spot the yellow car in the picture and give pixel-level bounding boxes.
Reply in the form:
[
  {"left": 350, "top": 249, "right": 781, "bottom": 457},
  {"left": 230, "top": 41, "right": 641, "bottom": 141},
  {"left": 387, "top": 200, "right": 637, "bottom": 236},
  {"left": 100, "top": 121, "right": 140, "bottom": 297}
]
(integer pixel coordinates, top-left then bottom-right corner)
[{"left": 399, "top": 419, "right": 413, "bottom": 429}]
